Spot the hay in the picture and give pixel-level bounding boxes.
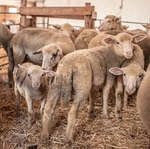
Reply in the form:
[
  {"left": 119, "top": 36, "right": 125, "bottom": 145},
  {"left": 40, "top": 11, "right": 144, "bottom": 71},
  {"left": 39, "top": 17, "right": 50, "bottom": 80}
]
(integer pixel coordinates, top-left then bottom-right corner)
[{"left": 0, "top": 48, "right": 149, "bottom": 149}]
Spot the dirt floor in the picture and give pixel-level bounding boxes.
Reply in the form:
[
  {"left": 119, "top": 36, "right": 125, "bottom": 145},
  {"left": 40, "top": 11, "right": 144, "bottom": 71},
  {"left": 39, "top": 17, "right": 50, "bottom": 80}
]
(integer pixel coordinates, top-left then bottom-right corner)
[{"left": 0, "top": 48, "right": 149, "bottom": 149}]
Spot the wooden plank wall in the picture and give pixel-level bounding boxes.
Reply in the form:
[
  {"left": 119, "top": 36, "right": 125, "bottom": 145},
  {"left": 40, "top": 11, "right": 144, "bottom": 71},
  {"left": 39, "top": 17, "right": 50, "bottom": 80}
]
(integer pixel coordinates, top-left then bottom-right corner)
[{"left": 0, "top": 5, "right": 20, "bottom": 24}]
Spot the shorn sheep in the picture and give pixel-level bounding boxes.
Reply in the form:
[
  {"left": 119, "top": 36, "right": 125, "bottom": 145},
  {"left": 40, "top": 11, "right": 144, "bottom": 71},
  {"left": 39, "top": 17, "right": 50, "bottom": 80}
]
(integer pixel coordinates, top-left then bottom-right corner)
[
  {"left": 8, "top": 28, "right": 75, "bottom": 88},
  {"left": 41, "top": 33, "right": 146, "bottom": 145},
  {"left": 137, "top": 64, "right": 150, "bottom": 149},
  {"left": 15, "top": 62, "right": 55, "bottom": 129}
]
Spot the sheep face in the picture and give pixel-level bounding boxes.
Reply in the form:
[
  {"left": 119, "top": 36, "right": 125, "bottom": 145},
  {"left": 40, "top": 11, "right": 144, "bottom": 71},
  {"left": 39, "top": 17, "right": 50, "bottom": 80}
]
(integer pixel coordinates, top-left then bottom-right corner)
[
  {"left": 103, "top": 33, "right": 147, "bottom": 59},
  {"left": 33, "top": 44, "right": 63, "bottom": 70},
  {"left": 18, "top": 65, "right": 55, "bottom": 90},
  {"left": 98, "top": 15, "right": 121, "bottom": 32},
  {"left": 109, "top": 65, "right": 146, "bottom": 95},
  {"left": 60, "top": 23, "right": 74, "bottom": 38}
]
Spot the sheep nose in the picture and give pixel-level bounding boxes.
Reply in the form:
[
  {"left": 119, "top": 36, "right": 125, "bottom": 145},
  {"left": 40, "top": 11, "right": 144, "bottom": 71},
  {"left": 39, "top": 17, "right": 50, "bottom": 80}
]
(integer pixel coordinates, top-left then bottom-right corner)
[
  {"left": 126, "top": 51, "right": 132, "bottom": 56},
  {"left": 33, "top": 83, "right": 38, "bottom": 87}
]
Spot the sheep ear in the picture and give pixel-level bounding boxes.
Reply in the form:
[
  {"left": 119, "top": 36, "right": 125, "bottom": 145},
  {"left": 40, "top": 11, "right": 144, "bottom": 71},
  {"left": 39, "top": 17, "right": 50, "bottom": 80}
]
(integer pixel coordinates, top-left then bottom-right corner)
[
  {"left": 102, "top": 37, "right": 115, "bottom": 45},
  {"left": 32, "top": 47, "right": 43, "bottom": 55},
  {"left": 133, "top": 34, "right": 147, "bottom": 43},
  {"left": 18, "top": 64, "right": 29, "bottom": 73},
  {"left": 109, "top": 67, "right": 124, "bottom": 75},
  {"left": 44, "top": 70, "right": 56, "bottom": 77},
  {"left": 52, "top": 24, "right": 61, "bottom": 30},
  {"left": 115, "top": 17, "right": 121, "bottom": 23},
  {"left": 142, "top": 24, "right": 149, "bottom": 29}
]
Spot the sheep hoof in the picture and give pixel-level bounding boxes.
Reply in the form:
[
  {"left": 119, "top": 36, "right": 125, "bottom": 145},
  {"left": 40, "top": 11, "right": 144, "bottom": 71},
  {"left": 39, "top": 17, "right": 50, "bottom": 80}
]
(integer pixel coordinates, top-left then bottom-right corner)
[
  {"left": 65, "top": 140, "right": 72, "bottom": 147},
  {"left": 41, "top": 133, "right": 49, "bottom": 145},
  {"left": 27, "top": 123, "right": 31, "bottom": 129},
  {"left": 102, "top": 113, "right": 109, "bottom": 119}
]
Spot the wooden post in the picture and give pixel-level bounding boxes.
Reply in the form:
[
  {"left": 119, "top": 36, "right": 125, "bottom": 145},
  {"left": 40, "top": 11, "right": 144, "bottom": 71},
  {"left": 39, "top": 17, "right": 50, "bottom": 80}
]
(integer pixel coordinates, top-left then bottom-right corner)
[
  {"left": 31, "top": 2, "right": 36, "bottom": 27},
  {"left": 84, "top": 3, "right": 95, "bottom": 29},
  {"left": 20, "top": 0, "right": 27, "bottom": 30}
]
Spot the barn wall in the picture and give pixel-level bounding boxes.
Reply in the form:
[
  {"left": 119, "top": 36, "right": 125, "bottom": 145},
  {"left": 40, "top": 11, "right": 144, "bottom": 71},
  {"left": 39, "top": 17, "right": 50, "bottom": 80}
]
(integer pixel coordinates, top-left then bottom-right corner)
[{"left": 36, "top": 0, "right": 150, "bottom": 30}]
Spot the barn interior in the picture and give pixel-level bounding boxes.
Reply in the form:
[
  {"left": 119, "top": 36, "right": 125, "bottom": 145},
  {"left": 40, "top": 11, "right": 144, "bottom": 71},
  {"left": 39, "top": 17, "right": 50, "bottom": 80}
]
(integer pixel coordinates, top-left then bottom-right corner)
[{"left": 0, "top": 0, "right": 150, "bottom": 148}]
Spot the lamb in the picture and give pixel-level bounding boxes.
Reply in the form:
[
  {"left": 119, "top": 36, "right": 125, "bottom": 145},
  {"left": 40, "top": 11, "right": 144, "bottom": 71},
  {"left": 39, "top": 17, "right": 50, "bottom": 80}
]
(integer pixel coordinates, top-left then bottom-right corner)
[
  {"left": 136, "top": 64, "right": 150, "bottom": 148},
  {"left": 15, "top": 62, "right": 55, "bottom": 129},
  {"left": 41, "top": 33, "right": 146, "bottom": 144},
  {"left": 8, "top": 28, "right": 75, "bottom": 88},
  {"left": 0, "top": 24, "right": 15, "bottom": 54},
  {"left": 52, "top": 23, "right": 76, "bottom": 42},
  {"left": 98, "top": 15, "right": 123, "bottom": 32},
  {"left": 74, "top": 29, "right": 98, "bottom": 50}
]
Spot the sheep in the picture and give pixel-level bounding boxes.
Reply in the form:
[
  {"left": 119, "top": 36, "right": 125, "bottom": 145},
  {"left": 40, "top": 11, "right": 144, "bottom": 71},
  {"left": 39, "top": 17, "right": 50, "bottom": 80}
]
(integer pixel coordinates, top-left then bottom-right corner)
[
  {"left": 104, "top": 30, "right": 150, "bottom": 70},
  {"left": 98, "top": 15, "right": 123, "bottom": 32},
  {"left": 41, "top": 33, "right": 146, "bottom": 144},
  {"left": 15, "top": 62, "right": 55, "bottom": 129},
  {"left": 110, "top": 63, "right": 145, "bottom": 118},
  {"left": 88, "top": 33, "right": 114, "bottom": 48},
  {"left": 8, "top": 28, "right": 75, "bottom": 88},
  {"left": 142, "top": 24, "right": 150, "bottom": 36},
  {"left": 88, "top": 32, "right": 146, "bottom": 118},
  {"left": 52, "top": 23, "right": 76, "bottom": 42},
  {"left": 0, "top": 24, "right": 15, "bottom": 54},
  {"left": 33, "top": 43, "right": 63, "bottom": 71},
  {"left": 74, "top": 29, "right": 98, "bottom": 50},
  {"left": 136, "top": 64, "right": 150, "bottom": 148}
]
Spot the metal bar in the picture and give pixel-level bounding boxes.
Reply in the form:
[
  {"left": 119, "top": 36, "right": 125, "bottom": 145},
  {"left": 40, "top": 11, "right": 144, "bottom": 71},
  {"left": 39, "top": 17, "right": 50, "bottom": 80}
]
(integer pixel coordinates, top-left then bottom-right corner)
[
  {"left": 0, "top": 12, "right": 19, "bottom": 14},
  {"left": 4, "top": 24, "right": 20, "bottom": 26},
  {"left": 0, "top": 63, "right": 9, "bottom": 67},
  {"left": 96, "top": 18, "right": 147, "bottom": 25},
  {"left": 0, "top": 55, "right": 7, "bottom": 59}
]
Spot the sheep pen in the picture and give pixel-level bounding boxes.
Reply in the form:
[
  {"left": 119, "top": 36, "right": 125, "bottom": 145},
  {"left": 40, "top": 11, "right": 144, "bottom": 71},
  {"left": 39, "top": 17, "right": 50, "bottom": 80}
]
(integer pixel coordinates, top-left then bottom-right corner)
[{"left": 0, "top": 48, "right": 149, "bottom": 148}]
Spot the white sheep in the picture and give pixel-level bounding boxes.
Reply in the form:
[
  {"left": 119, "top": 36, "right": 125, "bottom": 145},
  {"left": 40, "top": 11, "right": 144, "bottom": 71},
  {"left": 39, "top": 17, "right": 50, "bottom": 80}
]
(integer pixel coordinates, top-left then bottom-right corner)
[
  {"left": 8, "top": 28, "right": 75, "bottom": 88},
  {"left": 41, "top": 32, "right": 146, "bottom": 144},
  {"left": 15, "top": 62, "right": 55, "bottom": 129},
  {"left": 98, "top": 15, "right": 123, "bottom": 32},
  {"left": 137, "top": 64, "right": 150, "bottom": 148}
]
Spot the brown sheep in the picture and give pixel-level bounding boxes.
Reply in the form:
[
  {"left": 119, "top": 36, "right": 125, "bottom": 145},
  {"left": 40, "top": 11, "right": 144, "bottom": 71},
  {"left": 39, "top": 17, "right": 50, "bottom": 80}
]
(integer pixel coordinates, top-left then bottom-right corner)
[
  {"left": 98, "top": 15, "right": 123, "bottom": 32},
  {"left": 137, "top": 64, "right": 150, "bottom": 148},
  {"left": 74, "top": 29, "right": 98, "bottom": 50},
  {"left": 41, "top": 33, "right": 146, "bottom": 145},
  {"left": 15, "top": 62, "right": 55, "bottom": 129},
  {"left": 8, "top": 28, "right": 75, "bottom": 88}
]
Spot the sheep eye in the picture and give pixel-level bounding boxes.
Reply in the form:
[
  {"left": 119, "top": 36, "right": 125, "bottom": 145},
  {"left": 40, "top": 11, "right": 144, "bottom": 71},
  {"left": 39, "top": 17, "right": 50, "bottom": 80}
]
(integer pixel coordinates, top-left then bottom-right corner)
[
  {"left": 108, "top": 21, "right": 111, "bottom": 23},
  {"left": 61, "top": 29, "right": 63, "bottom": 31},
  {"left": 28, "top": 74, "right": 30, "bottom": 77},
  {"left": 116, "top": 41, "right": 120, "bottom": 44},
  {"left": 71, "top": 29, "right": 74, "bottom": 32},
  {"left": 139, "top": 74, "right": 142, "bottom": 78},
  {"left": 123, "top": 73, "right": 126, "bottom": 76}
]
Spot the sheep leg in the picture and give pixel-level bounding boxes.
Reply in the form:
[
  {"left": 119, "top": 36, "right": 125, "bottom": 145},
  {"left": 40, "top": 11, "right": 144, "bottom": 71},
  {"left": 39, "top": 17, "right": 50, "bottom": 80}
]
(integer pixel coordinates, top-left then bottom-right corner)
[
  {"left": 40, "top": 98, "right": 46, "bottom": 117},
  {"left": 65, "top": 101, "right": 80, "bottom": 145},
  {"left": 26, "top": 99, "right": 33, "bottom": 129},
  {"left": 16, "top": 89, "right": 20, "bottom": 117},
  {"left": 103, "top": 83, "right": 111, "bottom": 119},
  {"left": 123, "top": 87, "right": 128, "bottom": 110},
  {"left": 88, "top": 88, "right": 96, "bottom": 119},
  {"left": 41, "top": 91, "right": 61, "bottom": 143},
  {"left": 115, "top": 76, "right": 123, "bottom": 118}
]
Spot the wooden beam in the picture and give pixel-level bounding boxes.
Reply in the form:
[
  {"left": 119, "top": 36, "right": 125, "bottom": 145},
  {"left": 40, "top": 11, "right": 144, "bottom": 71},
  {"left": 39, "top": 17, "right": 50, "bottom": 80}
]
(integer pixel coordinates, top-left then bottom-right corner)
[
  {"left": 19, "top": 6, "right": 93, "bottom": 16},
  {"left": 31, "top": 2, "right": 36, "bottom": 27},
  {"left": 20, "top": 0, "right": 27, "bottom": 30}
]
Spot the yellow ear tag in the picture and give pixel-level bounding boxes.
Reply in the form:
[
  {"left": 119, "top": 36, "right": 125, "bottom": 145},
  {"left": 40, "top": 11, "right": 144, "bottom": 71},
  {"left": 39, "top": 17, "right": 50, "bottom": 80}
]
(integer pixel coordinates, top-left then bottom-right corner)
[
  {"left": 134, "top": 38, "right": 137, "bottom": 43},
  {"left": 46, "top": 73, "right": 48, "bottom": 78},
  {"left": 116, "top": 20, "right": 118, "bottom": 23}
]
